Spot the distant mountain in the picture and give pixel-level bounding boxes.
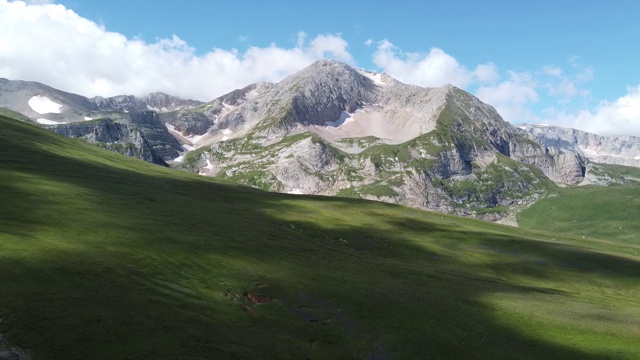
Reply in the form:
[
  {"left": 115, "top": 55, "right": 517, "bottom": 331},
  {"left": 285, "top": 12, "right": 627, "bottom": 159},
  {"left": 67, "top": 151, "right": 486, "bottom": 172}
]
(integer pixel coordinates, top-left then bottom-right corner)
[
  {"left": 0, "top": 78, "right": 203, "bottom": 121},
  {"left": 164, "top": 60, "right": 592, "bottom": 220},
  {"left": 518, "top": 124, "right": 640, "bottom": 168},
  {"left": 0, "top": 77, "right": 201, "bottom": 163}
]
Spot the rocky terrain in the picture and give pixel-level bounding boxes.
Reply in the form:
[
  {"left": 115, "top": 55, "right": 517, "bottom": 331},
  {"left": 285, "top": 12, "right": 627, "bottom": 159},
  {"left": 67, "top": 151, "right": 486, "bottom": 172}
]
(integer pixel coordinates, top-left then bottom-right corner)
[
  {"left": 519, "top": 124, "right": 640, "bottom": 168},
  {"left": 45, "top": 115, "right": 175, "bottom": 166},
  {"left": 5, "top": 62, "right": 640, "bottom": 221},
  {"left": 165, "top": 60, "right": 595, "bottom": 220}
]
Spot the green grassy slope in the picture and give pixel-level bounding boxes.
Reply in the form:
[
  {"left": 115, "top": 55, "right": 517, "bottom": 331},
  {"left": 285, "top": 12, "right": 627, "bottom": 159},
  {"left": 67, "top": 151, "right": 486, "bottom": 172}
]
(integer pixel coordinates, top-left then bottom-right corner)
[
  {"left": 518, "top": 164, "right": 640, "bottom": 243},
  {"left": 0, "top": 107, "right": 31, "bottom": 122},
  {"left": 1, "top": 114, "right": 640, "bottom": 359}
]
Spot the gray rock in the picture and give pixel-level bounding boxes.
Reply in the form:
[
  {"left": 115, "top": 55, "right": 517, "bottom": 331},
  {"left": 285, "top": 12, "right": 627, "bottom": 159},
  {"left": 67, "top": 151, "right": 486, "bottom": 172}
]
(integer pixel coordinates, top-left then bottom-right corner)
[{"left": 45, "top": 118, "right": 169, "bottom": 166}]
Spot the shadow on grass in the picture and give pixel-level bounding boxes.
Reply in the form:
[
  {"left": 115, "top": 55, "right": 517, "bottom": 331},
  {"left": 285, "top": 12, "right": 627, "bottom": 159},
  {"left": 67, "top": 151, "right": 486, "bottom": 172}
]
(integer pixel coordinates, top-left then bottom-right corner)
[{"left": 1, "top": 117, "right": 639, "bottom": 359}]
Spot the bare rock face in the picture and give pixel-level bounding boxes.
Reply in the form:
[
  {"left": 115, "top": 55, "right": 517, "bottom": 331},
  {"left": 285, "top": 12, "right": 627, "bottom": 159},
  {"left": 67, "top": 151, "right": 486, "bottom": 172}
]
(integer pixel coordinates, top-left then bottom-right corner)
[
  {"left": 519, "top": 124, "right": 640, "bottom": 168},
  {"left": 45, "top": 116, "right": 170, "bottom": 166}
]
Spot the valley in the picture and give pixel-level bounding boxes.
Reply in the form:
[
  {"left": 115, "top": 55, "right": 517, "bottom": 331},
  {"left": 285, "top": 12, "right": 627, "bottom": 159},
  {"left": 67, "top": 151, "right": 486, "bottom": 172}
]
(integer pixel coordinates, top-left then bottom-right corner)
[
  {"left": 1, "top": 112, "right": 640, "bottom": 359},
  {"left": 5, "top": 61, "right": 640, "bottom": 223}
]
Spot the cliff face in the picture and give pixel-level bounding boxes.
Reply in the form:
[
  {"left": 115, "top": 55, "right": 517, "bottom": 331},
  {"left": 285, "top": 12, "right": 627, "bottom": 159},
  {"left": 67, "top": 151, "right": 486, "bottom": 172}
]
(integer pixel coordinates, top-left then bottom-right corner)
[
  {"left": 126, "top": 111, "right": 183, "bottom": 160},
  {"left": 45, "top": 118, "right": 168, "bottom": 166},
  {"left": 519, "top": 124, "right": 640, "bottom": 168}
]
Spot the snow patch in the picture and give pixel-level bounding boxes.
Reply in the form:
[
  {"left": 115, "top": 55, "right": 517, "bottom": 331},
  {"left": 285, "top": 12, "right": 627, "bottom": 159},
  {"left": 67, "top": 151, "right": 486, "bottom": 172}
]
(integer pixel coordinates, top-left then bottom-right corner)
[
  {"left": 245, "top": 89, "right": 259, "bottom": 99},
  {"left": 84, "top": 116, "right": 93, "bottom": 120},
  {"left": 221, "top": 136, "right": 229, "bottom": 141},
  {"left": 358, "top": 70, "right": 385, "bottom": 86},
  {"left": 325, "top": 111, "right": 354, "bottom": 127},
  {"left": 36, "top": 118, "right": 63, "bottom": 125},
  {"left": 287, "top": 189, "right": 304, "bottom": 195},
  {"left": 165, "top": 122, "right": 211, "bottom": 145},
  {"left": 173, "top": 155, "right": 185, "bottom": 162},
  {"left": 538, "top": 123, "right": 549, "bottom": 127},
  {"left": 221, "top": 129, "right": 232, "bottom": 135},
  {"left": 204, "top": 159, "right": 214, "bottom": 170},
  {"left": 28, "top": 96, "right": 62, "bottom": 114}
]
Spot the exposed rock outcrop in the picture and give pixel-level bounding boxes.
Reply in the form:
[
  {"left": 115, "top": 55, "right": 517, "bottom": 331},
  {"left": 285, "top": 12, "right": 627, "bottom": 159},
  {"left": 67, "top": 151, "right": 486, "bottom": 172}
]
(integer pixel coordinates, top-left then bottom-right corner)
[
  {"left": 45, "top": 118, "right": 169, "bottom": 166},
  {"left": 519, "top": 124, "right": 640, "bottom": 168}
]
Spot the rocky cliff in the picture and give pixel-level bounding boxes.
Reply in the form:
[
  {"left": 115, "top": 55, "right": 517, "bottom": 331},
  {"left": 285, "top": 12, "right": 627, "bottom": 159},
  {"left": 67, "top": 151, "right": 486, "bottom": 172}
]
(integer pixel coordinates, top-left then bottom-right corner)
[
  {"left": 45, "top": 116, "right": 170, "bottom": 166},
  {"left": 519, "top": 124, "right": 640, "bottom": 168}
]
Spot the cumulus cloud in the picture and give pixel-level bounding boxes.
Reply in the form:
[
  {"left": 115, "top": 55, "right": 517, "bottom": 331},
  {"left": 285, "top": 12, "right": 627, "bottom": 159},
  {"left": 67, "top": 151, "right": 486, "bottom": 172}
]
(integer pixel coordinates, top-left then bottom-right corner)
[
  {"left": 475, "top": 63, "right": 499, "bottom": 84},
  {"left": 476, "top": 71, "right": 540, "bottom": 123},
  {"left": 540, "top": 62, "right": 593, "bottom": 102},
  {"left": 542, "top": 65, "right": 563, "bottom": 78},
  {"left": 372, "top": 40, "right": 488, "bottom": 88},
  {"left": 0, "top": 1, "right": 355, "bottom": 101},
  {"left": 371, "top": 40, "right": 500, "bottom": 90},
  {"left": 549, "top": 86, "right": 640, "bottom": 136}
]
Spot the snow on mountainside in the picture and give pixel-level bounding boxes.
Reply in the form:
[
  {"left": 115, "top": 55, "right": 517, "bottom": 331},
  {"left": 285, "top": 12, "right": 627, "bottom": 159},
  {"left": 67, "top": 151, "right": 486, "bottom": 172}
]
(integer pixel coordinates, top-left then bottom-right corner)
[
  {"left": 0, "top": 77, "right": 203, "bottom": 123},
  {"left": 0, "top": 77, "right": 199, "bottom": 163}
]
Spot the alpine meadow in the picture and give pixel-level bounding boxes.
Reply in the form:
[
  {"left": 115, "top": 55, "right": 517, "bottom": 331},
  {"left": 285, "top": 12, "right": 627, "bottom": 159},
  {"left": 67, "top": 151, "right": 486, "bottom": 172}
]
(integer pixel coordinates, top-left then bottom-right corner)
[{"left": 1, "top": 113, "right": 640, "bottom": 359}]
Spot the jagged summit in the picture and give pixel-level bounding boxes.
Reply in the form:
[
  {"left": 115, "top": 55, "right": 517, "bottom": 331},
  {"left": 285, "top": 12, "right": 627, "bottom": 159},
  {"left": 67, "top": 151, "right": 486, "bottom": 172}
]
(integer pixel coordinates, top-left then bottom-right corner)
[
  {"left": 159, "top": 60, "right": 597, "bottom": 220},
  {"left": 164, "top": 60, "right": 475, "bottom": 150}
]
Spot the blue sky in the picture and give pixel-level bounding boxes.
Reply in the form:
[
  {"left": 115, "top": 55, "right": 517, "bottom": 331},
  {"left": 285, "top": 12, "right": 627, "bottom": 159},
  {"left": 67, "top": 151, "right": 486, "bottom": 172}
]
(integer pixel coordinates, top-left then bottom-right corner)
[{"left": 2, "top": 0, "right": 640, "bottom": 135}]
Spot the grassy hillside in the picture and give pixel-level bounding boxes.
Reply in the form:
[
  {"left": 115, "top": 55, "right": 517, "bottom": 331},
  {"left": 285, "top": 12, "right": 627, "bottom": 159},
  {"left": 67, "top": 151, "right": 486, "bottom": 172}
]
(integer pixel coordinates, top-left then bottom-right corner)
[
  {"left": 518, "top": 164, "right": 640, "bottom": 244},
  {"left": 1, "top": 114, "right": 640, "bottom": 359}
]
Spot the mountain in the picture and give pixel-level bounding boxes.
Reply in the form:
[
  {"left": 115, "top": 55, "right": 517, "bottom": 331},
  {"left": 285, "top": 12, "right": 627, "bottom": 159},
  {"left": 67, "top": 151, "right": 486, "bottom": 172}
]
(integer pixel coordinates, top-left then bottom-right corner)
[
  {"left": 166, "top": 60, "right": 589, "bottom": 220},
  {"left": 519, "top": 124, "right": 640, "bottom": 168},
  {"left": 0, "top": 78, "right": 203, "bottom": 121},
  {"left": 1, "top": 113, "right": 640, "bottom": 359},
  {"left": 0, "top": 77, "right": 201, "bottom": 162}
]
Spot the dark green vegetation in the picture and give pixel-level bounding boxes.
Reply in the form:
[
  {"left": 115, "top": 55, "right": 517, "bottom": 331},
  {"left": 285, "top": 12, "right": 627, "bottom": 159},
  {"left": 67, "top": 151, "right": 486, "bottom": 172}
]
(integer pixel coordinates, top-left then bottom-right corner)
[
  {"left": 519, "top": 164, "right": 640, "bottom": 244},
  {"left": 1, "top": 114, "right": 640, "bottom": 359}
]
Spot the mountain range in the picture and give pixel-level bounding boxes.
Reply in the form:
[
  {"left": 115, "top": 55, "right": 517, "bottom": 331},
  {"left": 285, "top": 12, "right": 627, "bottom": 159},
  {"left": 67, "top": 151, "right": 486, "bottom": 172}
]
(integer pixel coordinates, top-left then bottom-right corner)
[{"left": 2, "top": 61, "right": 640, "bottom": 221}]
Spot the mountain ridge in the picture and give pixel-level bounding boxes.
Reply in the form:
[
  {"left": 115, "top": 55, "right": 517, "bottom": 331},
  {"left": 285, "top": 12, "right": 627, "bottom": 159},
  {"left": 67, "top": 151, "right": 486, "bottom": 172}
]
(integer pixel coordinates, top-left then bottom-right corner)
[{"left": 4, "top": 61, "right": 640, "bottom": 221}]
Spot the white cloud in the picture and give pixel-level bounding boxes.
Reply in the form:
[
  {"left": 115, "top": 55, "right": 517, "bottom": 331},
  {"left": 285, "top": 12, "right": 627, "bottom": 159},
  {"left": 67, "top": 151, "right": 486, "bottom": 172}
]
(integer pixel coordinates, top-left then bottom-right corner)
[
  {"left": 476, "top": 71, "right": 540, "bottom": 123},
  {"left": 474, "top": 63, "right": 499, "bottom": 84},
  {"left": 540, "top": 61, "right": 593, "bottom": 102},
  {"left": 308, "top": 34, "right": 354, "bottom": 65},
  {"left": 372, "top": 40, "right": 474, "bottom": 88},
  {"left": 371, "top": 40, "right": 499, "bottom": 89},
  {"left": 549, "top": 86, "right": 640, "bottom": 136},
  {"left": 364, "top": 39, "right": 374, "bottom": 47},
  {"left": 543, "top": 65, "right": 563, "bottom": 78},
  {"left": 0, "top": 1, "right": 355, "bottom": 101}
]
